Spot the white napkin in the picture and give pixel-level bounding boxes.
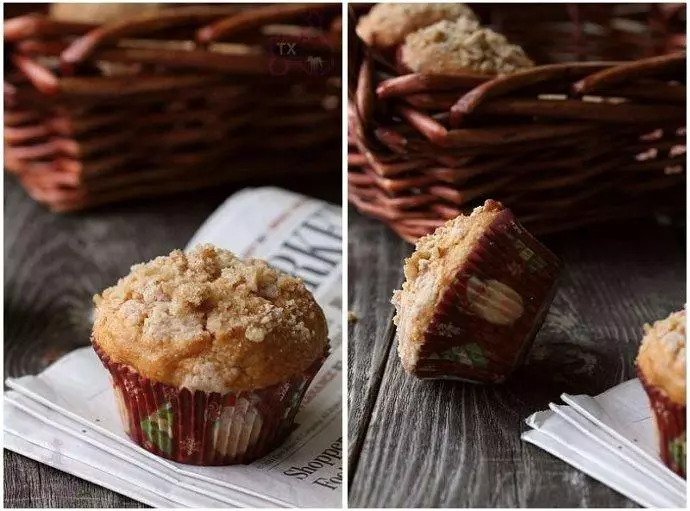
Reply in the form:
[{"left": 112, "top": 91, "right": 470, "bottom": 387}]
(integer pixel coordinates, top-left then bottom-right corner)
[
  {"left": 4, "top": 347, "right": 342, "bottom": 508},
  {"left": 522, "top": 379, "right": 686, "bottom": 508}
]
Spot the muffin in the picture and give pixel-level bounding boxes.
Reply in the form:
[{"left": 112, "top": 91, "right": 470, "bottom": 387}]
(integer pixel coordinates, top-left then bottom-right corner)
[
  {"left": 636, "top": 309, "right": 686, "bottom": 477},
  {"left": 391, "top": 200, "right": 561, "bottom": 383},
  {"left": 50, "top": 3, "right": 161, "bottom": 23},
  {"left": 356, "top": 3, "right": 478, "bottom": 49},
  {"left": 401, "top": 18, "right": 534, "bottom": 75},
  {"left": 92, "top": 244, "right": 328, "bottom": 465}
]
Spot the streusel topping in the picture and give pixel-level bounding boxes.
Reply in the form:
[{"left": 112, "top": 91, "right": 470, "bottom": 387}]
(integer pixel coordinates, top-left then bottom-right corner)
[
  {"left": 356, "top": 3, "right": 477, "bottom": 49},
  {"left": 637, "top": 309, "right": 686, "bottom": 404},
  {"left": 401, "top": 18, "right": 534, "bottom": 75},
  {"left": 392, "top": 200, "right": 504, "bottom": 372},
  {"left": 93, "top": 244, "right": 327, "bottom": 392}
]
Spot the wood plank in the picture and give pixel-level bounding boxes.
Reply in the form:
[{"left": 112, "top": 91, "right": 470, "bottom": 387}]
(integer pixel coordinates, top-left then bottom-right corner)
[
  {"left": 348, "top": 211, "right": 685, "bottom": 508},
  {"left": 4, "top": 451, "right": 144, "bottom": 508},
  {"left": 346, "top": 207, "right": 408, "bottom": 479}
]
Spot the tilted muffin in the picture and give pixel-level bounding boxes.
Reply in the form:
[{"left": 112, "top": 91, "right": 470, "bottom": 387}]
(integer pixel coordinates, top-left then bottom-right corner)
[
  {"left": 92, "top": 244, "right": 328, "bottom": 465},
  {"left": 356, "top": 3, "right": 478, "bottom": 49},
  {"left": 401, "top": 18, "right": 534, "bottom": 75},
  {"left": 392, "top": 200, "right": 561, "bottom": 383},
  {"left": 637, "top": 309, "right": 686, "bottom": 477}
]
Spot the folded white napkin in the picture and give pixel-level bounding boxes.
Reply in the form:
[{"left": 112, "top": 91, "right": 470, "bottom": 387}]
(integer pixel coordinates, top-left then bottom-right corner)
[
  {"left": 522, "top": 379, "right": 686, "bottom": 508},
  {"left": 4, "top": 347, "right": 342, "bottom": 508}
]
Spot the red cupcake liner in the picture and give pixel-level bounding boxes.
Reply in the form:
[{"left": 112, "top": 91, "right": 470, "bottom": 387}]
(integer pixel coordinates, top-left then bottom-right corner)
[
  {"left": 94, "top": 343, "right": 326, "bottom": 465},
  {"left": 413, "top": 208, "right": 562, "bottom": 383},
  {"left": 638, "top": 368, "right": 686, "bottom": 478}
]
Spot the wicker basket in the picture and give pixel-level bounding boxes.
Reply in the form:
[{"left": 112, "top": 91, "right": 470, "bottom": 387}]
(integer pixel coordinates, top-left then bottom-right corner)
[
  {"left": 5, "top": 3, "right": 342, "bottom": 211},
  {"left": 348, "top": 3, "right": 686, "bottom": 242}
]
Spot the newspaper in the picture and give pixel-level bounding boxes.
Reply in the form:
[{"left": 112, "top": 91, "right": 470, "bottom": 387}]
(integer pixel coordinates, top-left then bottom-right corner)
[
  {"left": 522, "top": 379, "right": 686, "bottom": 508},
  {"left": 4, "top": 187, "right": 343, "bottom": 508}
]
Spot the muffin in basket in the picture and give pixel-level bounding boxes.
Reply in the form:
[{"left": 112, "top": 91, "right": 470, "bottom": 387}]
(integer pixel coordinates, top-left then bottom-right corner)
[
  {"left": 356, "top": 3, "right": 478, "bottom": 49},
  {"left": 636, "top": 309, "right": 686, "bottom": 477},
  {"left": 400, "top": 17, "right": 535, "bottom": 75},
  {"left": 391, "top": 200, "right": 562, "bottom": 383},
  {"left": 92, "top": 244, "right": 328, "bottom": 465},
  {"left": 50, "top": 3, "right": 161, "bottom": 23}
]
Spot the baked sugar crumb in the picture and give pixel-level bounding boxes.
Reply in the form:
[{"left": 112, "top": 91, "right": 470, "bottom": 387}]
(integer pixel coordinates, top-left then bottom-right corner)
[
  {"left": 642, "top": 309, "right": 686, "bottom": 361},
  {"left": 391, "top": 200, "right": 505, "bottom": 371},
  {"left": 402, "top": 18, "right": 534, "bottom": 75},
  {"left": 356, "top": 3, "right": 478, "bottom": 48},
  {"left": 93, "top": 244, "right": 328, "bottom": 392}
]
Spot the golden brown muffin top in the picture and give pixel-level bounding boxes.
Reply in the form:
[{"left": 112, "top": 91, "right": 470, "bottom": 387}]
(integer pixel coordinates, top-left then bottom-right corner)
[
  {"left": 637, "top": 309, "right": 686, "bottom": 405},
  {"left": 356, "top": 3, "right": 478, "bottom": 49},
  {"left": 50, "top": 3, "right": 162, "bottom": 23},
  {"left": 93, "top": 245, "right": 328, "bottom": 393},
  {"left": 401, "top": 18, "right": 534, "bottom": 76},
  {"left": 392, "top": 200, "right": 504, "bottom": 372}
]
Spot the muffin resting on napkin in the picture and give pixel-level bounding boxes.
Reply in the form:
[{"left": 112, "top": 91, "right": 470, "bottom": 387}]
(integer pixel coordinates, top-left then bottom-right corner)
[
  {"left": 637, "top": 309, "right": 686, "bottom": 477},
  {"left": 92, "top": 244, "right": 328, "bottom": 465}
]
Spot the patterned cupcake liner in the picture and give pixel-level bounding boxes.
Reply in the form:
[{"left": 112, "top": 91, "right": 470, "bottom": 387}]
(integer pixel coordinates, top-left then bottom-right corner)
[
  {"left": 413, "top": 209, "right": 562, "bottom": 383},
  {"left": 94, "top": 343, "right": 326, "bottom": 465},
  {"left": 638, "top": 368, "right": 686, "bottom": 478}
]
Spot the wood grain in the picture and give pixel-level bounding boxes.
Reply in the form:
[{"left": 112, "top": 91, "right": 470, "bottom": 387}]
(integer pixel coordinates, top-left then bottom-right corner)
[
  {"left": 4, "top": 174, "right": 340, "bottom": 508},
  {"left": 346, "top": 207, "right": 408, "bottom": 479},
  {"left": 347, "top": 209, "right": 685, "bottom": 508},
  {"left": 4, "top": 452, "right": 145, "bottom": 508}
]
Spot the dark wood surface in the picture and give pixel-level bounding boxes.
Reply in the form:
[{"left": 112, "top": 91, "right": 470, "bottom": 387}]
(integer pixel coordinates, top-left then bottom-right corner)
[
  {"left": 3, "top": 174, "right": 340, "bottom": 508},
  {"left": 347, "top": 207, "right": 686, "bottom": 508}
]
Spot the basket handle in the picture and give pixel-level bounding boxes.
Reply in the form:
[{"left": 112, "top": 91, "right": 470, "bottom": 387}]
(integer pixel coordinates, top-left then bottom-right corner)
[
  {"left": 573, "top": 52, "right": 686, "bottom": 95},
  {"left": 197, "top": 3, "right": 340, "bottom": 43},
  {"left": 59, "top": 5, "right": 241, "bottom": 73}
]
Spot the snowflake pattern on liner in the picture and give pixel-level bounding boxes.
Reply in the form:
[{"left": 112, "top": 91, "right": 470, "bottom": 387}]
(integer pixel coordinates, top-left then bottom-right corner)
[
  {"left": 122, "top": 378, "right": 142, "bottom": 396},
  {"left": 180, "top": 436, "right": 201, "bottom": 457}
]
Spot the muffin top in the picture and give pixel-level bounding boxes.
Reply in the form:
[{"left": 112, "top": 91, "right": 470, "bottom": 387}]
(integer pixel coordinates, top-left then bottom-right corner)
[
  {"left": 392, "top": 200, "right": 504, "bottom": 371},
  {"left": 50, "top": 3, "right": 162, "bottom": 23},
  {"left": 356, "top": 3, "right": 478, "bottom": 49},
  {"left": 93, "top": 245, "right": 328, "bottom": 393},
  {"left": 637, "top": 309, "right": 686, "bottom": 405},
  {"left": 401, "top": 18, "right": 534, "bottom": 75}
]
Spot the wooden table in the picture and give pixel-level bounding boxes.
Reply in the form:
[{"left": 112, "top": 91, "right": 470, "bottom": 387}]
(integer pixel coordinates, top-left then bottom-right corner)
[
  {"left": 3, "top": 175, "right": 340, "bottom": 508},
  {"left": 348, "top": 208, "right": 685, "bottom": 508}
]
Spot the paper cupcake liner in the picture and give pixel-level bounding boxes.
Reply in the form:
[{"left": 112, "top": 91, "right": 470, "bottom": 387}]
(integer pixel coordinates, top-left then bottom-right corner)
[
  {"left": 94, "top": 343, "right": 326, "bottom": 466},
  {"left": 638, "top": 368, "right": 686, "bottom": 478},
  {"left": 414, "top": 209, "right": 562, "bottom": 383}
]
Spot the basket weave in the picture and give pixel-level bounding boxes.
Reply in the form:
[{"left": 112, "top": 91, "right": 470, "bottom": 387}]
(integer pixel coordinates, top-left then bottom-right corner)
[
  {"left": 348, "top": 3, "right": 686, "bottom": 242},
  {"left": 5, "top": 4, "right": 342, "bottom": 211}
]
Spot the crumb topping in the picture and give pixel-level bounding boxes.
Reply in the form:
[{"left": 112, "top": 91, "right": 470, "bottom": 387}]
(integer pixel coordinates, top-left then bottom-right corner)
[
  {"left": 401, "top": 18, "right": 534, "bottom": 75},
  {"left": 93, "top": 244, "right": 327, "bottom": 392},
  {"left": 638, "top": 309, "right": 686, "bottom": 405},
  {"left": 392, "top": 200, "right": 504, "bottom": 371},
  {"left": 50, "top": 3, "right": 161, "bottom": 23},
  {"left": 356, "top": 3, "right": 478, "bottom": 49}
]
